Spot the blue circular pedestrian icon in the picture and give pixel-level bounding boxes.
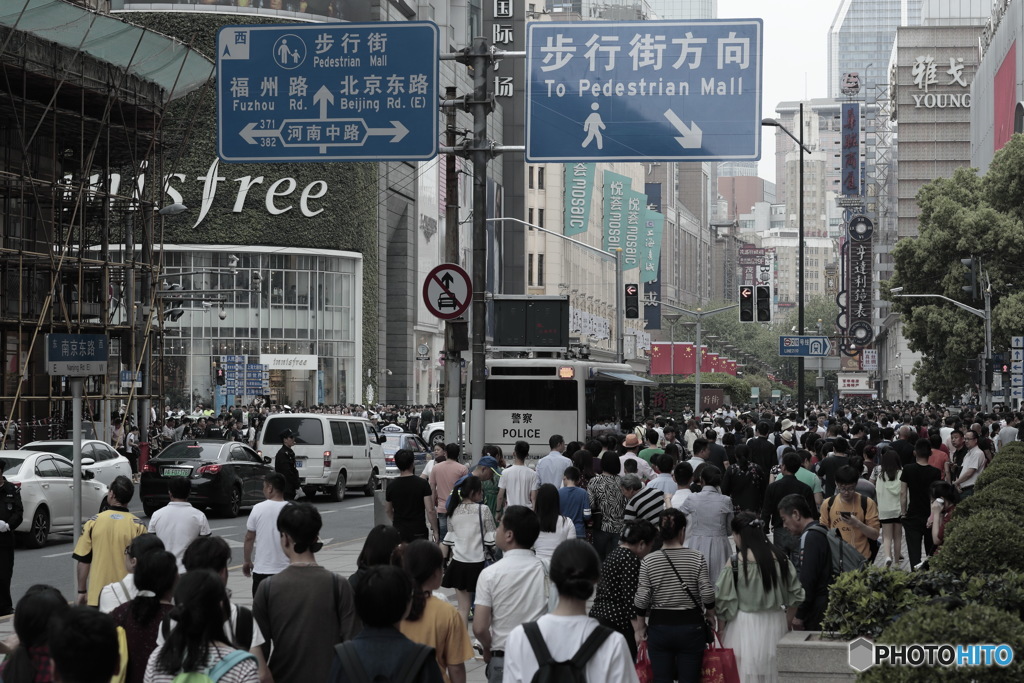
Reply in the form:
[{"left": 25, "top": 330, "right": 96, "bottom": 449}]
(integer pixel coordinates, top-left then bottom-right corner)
[{"left": 272, "top": 34, "right": 306, "bottom": 70}]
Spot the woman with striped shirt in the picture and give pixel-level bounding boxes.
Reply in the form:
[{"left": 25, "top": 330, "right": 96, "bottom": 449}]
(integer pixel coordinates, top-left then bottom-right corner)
[{"left": 634, "top": 509, "right": 717, "bottom": 683}]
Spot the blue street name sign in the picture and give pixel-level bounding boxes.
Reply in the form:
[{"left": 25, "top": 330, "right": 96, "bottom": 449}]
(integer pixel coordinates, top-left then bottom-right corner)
[
  {"left": 46, "top": 334, "right": 109, "bottom": 376},
  {"left": 217, "top": 22, "right": 439, "bottom": 162},
  {"left": 526, "top": 19, "right": 762, "bottom": 162},
  {"left": 779, "top": 336, "right": 833, "bottom": 357}
]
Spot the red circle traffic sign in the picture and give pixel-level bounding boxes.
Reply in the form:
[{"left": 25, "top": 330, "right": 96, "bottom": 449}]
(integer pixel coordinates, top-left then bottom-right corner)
[{"left": 423, "top": 263, "right": 472, "bottom": 319}]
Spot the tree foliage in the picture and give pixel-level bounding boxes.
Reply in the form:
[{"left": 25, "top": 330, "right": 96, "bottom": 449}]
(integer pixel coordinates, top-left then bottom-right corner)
[{"left": 888, "top": 134, "right": 1024, "bottom": 400}]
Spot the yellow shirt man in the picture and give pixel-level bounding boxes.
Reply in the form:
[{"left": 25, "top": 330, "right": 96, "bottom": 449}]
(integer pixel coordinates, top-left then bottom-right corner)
[
  {"left": 819, "top": 491, "right": 880, "bottom": 559},
  {"left": 73, "top": 507, "right": 147, "bottom": 606}
]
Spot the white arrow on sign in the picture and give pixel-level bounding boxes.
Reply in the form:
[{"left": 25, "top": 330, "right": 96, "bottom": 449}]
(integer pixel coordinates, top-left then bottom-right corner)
[
  {"left": 367, "top": 120, "right": 409, "bottom": 143},
  {"left": 664, "top": 109, "right": 703, "bottom": 149},
  {"left": 239, "top": 122, "right": 280, "bottom": 145},
  {"left": 313, "top": 85, "right": 334, "bottom": 119}
]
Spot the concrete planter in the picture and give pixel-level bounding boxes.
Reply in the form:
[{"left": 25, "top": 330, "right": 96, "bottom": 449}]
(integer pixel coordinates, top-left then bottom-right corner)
[{"left": 776, "top": 630, "right": 856, "bottom": 682}]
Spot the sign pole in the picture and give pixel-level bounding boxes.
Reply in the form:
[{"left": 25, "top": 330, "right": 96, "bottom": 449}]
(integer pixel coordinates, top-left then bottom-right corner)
[
  {"left": 71, "top": 376, "right": 83, "bottom": 597},
  {"left": 468, "top": 36, "right": 490, "bottom": 461},
  {"left": 443, "top": 85, "right": 462, "bottom": 454}
]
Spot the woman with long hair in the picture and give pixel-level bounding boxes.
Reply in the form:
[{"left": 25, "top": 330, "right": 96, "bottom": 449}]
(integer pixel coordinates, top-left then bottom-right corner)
[
  {"left": 588, "top": 452, "right": 627, "bottom": 560},
  {"left": 871, "top": 449, "right": 906, "bottom": 567},
  {"left": 349, "top": 524, "right": 403, "bottom": 592},
  {"left": 722, "top": 444, "right": 766, "bottom": 514},
  {"left": 715, "top": 511, "right": 804, "bottom": 683},
  {"left": 680, "top": 464, "right": 735, "bottom": 584},
  {"left": 145, "top": 569, "right": 258, "bottom": 682},
  {"left": 396, "top": 540, "right": 474, "bottom": 683},
  {"left": 441, "top": 475, "right": 496, "bottom": 627},
  {"left": 0, "top": 585, "right": 68, "bottom": 683},
  {"left": 634, "top": 509, "right": 716, "bottom": 683},
  {"left": 504, "top": 540, "right": 638, "bottom": 683},
  {"left": 532, "top": 483, "right": 575, "bottom": 564},
  {"left": 590, "top": 519, "right": 658, "bottom": 662},
  {"left": 111, "top": 549, "right": 177, "bottom": 683}
]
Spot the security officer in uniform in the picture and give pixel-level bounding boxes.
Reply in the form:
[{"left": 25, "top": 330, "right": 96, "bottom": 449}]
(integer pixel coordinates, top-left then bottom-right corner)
[
  {"left": 275, "top": 429, "right": 302, "bottom": 501},
  {"left": 0, "top": 471, "right": 21, "bottom": 615}
]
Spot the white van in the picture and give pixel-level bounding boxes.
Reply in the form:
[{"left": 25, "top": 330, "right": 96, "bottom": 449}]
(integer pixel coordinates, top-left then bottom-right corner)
[{"left": 257, "top": 414, "right": 386, "bottom": 501}]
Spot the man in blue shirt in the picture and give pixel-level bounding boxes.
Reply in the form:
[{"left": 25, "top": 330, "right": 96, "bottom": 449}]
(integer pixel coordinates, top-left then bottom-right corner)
[
  {"left": 557, "top": 466, "right": 590, "bottom": 537},
  {"left": 535, "top": 434, "right": 572, "bottom": 487}
]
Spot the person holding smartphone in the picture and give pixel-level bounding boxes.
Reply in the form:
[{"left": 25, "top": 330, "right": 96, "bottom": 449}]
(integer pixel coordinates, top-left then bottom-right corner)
[{"left": 818, "top": 466, "right": 881, "bottom": 561}]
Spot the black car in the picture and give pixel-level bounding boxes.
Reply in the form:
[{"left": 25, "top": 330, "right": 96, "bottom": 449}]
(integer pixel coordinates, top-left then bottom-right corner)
[{"left": 140, "top": 440, "right": 273, "bottom": 518}]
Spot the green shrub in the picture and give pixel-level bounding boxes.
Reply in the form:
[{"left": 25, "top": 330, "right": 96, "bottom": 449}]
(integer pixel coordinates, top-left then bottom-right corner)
[
  {"left": 975, "top": 459, "right": 1024, "bottom": 491},
  {"left": 908, "top": 570, "right": 1024, "bottom": 622},
  {"left": 822, "top": 565, "right": 915, "bottom": 639},
  {"left": 931, "top": 510, "right": 1024, "bottom": 575},
  {"left": 947, "top": 478, "right": 1024, "bottom": 534},
  {"left": 995, "top": 441, "right": 1024, "bottom": 460},
  {"left": 857, "top": 604, "right": 1024, "bottom": 682}
]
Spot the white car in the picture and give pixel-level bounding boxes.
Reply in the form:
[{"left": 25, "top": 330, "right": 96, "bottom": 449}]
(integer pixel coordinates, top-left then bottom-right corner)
[
  {"left": 0, "top": 450, "right": 109, "bottom": 548},
  {"left": 23, "top": 440, "right": 132, "bottom": 487}
]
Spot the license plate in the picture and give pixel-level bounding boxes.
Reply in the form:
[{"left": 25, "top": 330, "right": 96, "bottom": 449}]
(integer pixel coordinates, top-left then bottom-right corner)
[
  {"left": 162, "top": 467, "right": 191, "bottom": 477},
  {"left": 295, "top": 460, "right": 304, "bottom": 468}
]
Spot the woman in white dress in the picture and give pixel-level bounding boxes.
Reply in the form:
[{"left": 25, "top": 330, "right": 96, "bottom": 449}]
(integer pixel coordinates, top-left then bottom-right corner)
[{"left": 679, "top": 464, "right": 734, "bottom": 585}]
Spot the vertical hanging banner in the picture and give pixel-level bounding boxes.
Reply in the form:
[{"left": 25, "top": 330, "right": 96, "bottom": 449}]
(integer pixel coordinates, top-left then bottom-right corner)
[
  {"left": 623, "top": 187, "right": 644, "bottom": 271},
  {"left": 841, "top": 102, "right": 860, "bottom": 196},
  {"left": 641, "top": 207, "right": 664, "bottom": 283},
  {"left": 564, "top": 163, "right": 596, "bottom": 236},
  {"left": 846, "top": 214, "right": 874, "bottom": 347},
  {"left": 602, "top": 171, "right": 630, "bottom": 256}
]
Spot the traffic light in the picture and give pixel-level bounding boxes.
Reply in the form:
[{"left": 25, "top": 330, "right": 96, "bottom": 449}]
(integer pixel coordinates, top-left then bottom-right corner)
[
  {"left": 739, "top": 286, "right": 754, "bottom": 322},
  {"left": 755, "top": 285, "right": 772, "bottom": 322},
  {"left": 961, "top": 257, "right": 978, "bottom": 300},
  {"left": 213, "top": 359, "right": 225, "bottom": 386},
  {"left": 625, "top": 284, "right": 639, "bottom": 319},
  {"left": 985, "top": 359, "right": 994, "bottom": 387}
]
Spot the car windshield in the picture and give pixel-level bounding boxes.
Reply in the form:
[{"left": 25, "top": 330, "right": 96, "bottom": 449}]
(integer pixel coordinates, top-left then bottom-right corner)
[
  {"left": 24, "top": 443, "right": 73, "bottom": 458},
  {"left": 155, "top": 442, "right": 220, "bottom": 460},
  {"left": 262, "top": 418, "right": 325, "bottom": 445},
  {"left": 0, "top": 458, "right": 24, "bottom": 475}
]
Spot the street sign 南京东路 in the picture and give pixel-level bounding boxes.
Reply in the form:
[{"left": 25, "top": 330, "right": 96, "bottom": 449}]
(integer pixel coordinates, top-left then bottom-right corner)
[
  {"left": 526, "top": 19, "right": 763, "bottom": 162},
  {"left": 217, "top": 22, "right": 438, "bottom": 162}
]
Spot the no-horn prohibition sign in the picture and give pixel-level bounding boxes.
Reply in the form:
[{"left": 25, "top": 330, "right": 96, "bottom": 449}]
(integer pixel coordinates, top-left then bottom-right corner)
[{"left": 422, "top": 263, "right": 472, "bottom": 319}]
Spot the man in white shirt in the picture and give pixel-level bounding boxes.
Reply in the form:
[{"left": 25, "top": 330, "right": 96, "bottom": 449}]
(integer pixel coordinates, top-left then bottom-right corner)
[
  {"left": 474, "top": 506, "right": 549, "bottom": 683},
  {"left": 954, "top": 430, "right": 985, "bottom": 498},
  {"left": 497, "top": 440, "right": 539, "bottom": 511},
  {"left": 243, "top": 473, "right": 292, "bottom": 596},
  {"left": 535, "top": 434, "right": 572, "bottom": 488},
  {"left": 997, "top": 413, "right": 1020, "bottom": 452},
  {"left": 619, "top": 434, "right": 654, "bottom": 481},
  {"left": 148, "top": 477, "right": 211, "bottom": 572}
]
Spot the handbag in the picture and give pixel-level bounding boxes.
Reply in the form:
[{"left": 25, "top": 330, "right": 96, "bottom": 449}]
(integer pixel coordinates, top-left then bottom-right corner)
[
  {"left": 478, "top": 504, "right": 496, "bottom": 567},
  {"left": 635, "top": 639, "right": 654, "bottom": 683},
  {"left": 664, "top": 552, "right": 714, "bottom": 646},
  {"left": 701, "top": 632, "right": 740, "bottom": 683}
]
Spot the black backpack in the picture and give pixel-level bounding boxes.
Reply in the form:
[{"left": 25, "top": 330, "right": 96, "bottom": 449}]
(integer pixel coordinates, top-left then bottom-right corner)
[{"left": 523, "top": 622, "right": 613, "bottom": 683}]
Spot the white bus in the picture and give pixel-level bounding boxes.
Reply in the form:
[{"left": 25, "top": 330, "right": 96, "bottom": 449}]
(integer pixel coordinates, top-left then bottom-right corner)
[{"left": 478, "top": 358, "right": 654, "bottom": 457}]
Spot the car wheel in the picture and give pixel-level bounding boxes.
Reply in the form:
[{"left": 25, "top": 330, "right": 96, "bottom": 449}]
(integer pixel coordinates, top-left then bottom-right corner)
[
  {"left": 328, "top": 473, "right": 346, "bottom": 502},
  {"left": 25, "top": 507, "right": 49, "bottom": 549},
  {"left": 429, "top": 431, "right": 445, "bottom": 448},
  {"left": 217, "top": 487, "right": 242, "bottom": 518},
  {"left": 363, "top": 469, "right": 379, "bottom": 497}
]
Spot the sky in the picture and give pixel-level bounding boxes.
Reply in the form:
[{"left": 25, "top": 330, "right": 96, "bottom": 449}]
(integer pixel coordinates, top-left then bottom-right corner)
[{"left": 718, "top": 1, "right": 842, "bottom": 182}]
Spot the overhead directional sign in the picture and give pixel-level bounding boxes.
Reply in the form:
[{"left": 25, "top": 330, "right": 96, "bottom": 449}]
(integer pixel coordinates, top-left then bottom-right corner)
[
  {"left": 526, "top": 19, "right": 762, "bottom": 162},
  {"left": 217, "top": 22, "right": 439, "bottom": 162},
  {"left": 779, "top": 335, "right": 833, "bottom": 357},
  {"left": 423, "top": 264, "right": 472, "bottom": 320},
  {"left": 46, "top": 334, "right": 109, "bottom": 377}
]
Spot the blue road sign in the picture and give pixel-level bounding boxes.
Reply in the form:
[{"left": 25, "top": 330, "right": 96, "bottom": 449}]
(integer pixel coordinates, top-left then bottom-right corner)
[
  {"left": 46, "top": 334, "right": 109, "bottom": 376},
  {"left": 217, "top": 22, "right": 438, "bottom": 162},
  {"left": 526, "top": 19, "right": 762, "bottom": 162},
  {"left": 779, "top": 336, "right": 833, "bottom": 357}
]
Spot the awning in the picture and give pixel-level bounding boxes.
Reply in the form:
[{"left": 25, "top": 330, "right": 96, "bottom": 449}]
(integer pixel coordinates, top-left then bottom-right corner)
[
  {"left": 596, "top": 371, "right": 656, "bottom": 386},
  {"left": 1, "top": 0, "right": 214, "bottom": 103}
]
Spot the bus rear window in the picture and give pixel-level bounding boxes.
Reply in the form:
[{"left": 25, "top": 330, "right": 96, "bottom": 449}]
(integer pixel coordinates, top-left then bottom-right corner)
[{"left": 485, "top": 379, "right": 578, "bottom": 411}]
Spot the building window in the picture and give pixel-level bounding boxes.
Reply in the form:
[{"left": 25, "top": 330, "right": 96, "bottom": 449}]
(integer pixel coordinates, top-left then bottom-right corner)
[
  {"left": 538, "top": 208, "right": 544, "bottom": 228},
  {"left": 528, "top": 166, "right": 534, "bottom": 189},
  {"left": 537, "top": 254, "right": 545, "bottom": 287},
  {"left": 538, "top": 167, "right": 545, "bottom": 189},
  {"left": 528, "top": 252, "right": 534, "bottom": 286},
  {"left": 527, "top": 208, "right": 534, "bottom": 229}
]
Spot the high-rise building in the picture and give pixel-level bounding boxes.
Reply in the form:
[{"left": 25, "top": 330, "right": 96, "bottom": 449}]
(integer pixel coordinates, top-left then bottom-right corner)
[
  {"left": 828, "top": 0, "right": 924, "bottom": 99},
  {"left": 647, "top": 0, "right": 717, "bottom": 20}
]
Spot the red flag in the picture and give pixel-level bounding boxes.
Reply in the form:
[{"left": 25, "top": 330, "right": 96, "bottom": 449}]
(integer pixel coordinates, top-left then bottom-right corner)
[
  {"left": 678, "top": 343, "right": 696, "bottom": 374},
  {"left": 702, "top": 351, "right": 718, "bottom": 373},
  {"left": 650, "top": 343, "right": 670, "bottom": 375}
]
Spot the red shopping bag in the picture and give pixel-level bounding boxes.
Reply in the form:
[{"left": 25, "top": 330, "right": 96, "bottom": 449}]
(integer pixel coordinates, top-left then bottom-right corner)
[
  {"left": 635, "top": 640, "right": 653, "bottom": 683},
  {"left": 701, "top": 634, "right": 740, "bottom": 683}
]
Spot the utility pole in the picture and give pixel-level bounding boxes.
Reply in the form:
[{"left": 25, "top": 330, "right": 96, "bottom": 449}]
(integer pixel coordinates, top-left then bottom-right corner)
[{"left": 443, "top": 85, "right": 462, "bottom": 453}]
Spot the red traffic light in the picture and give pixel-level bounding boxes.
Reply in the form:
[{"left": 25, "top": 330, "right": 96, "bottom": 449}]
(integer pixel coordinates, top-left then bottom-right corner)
[
  {"left": 740, "top": 286, "right": 753, "bottom": 299},
  {"left": 625, "top": 284, "right": 638, "bottom": 296}
]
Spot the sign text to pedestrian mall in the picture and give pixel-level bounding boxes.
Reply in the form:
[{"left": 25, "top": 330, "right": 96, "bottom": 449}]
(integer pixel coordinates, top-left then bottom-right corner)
[
  {"left": 217, "top": 22, "right": 438, "bottom": 162},
  {"left": 526, "top": 20, "right": 762, "bottom": 162}
]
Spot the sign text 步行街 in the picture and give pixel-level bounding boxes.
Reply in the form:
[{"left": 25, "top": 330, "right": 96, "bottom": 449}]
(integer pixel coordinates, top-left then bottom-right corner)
[
  {"left": 527, "top": 20, "right": 763, "bottom": 162},
  {"left": 217, "top": 22, "right": 438, "bottom": 162}
]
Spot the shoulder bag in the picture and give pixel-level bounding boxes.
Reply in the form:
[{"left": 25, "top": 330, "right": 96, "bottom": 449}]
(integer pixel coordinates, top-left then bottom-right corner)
[{"left": 663, "top": 551, "right": 714, "bottom": 645}]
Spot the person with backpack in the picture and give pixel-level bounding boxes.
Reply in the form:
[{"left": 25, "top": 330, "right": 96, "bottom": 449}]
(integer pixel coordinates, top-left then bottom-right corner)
[
  {"left": 328, "top": 564, "right": 444, "bottom": 683},
  {"left": 143, "top": 569, "right": 258, "bottom": 683},
  {"left": 819, "top": 466, "right": 881, "bottom": 561},
  {"left": 503, "top": 540, "right": 638, "bottom": 683},
  {"left": 777, "top": 494, "right": 834, "bottom": 631},
  {"left": 111, "top": 550, "right": 177, "bottom": 683},
  {"left": 714, "top": 512, "right": 804, "bottom": 683}
]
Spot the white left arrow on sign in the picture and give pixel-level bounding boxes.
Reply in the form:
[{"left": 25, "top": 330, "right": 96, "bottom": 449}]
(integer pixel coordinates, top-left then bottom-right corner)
[
  {"left": 664, "top": 109, "right": 702, "bottom": 149},
  {"left": 239, "top": 122, "right": 281, "bottom": 144}
]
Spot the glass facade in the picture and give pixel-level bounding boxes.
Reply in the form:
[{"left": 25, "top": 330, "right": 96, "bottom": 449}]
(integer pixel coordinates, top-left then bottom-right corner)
[
  {"left": 829, "top": 0, "right": 924, "bottom": 97},
  {"left": 157, "top": 246, "right": 360, "bottom": 412}
]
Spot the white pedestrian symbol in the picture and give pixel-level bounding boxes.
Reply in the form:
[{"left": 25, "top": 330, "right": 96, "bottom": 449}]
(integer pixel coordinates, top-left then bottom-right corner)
[
  {"left": 582, "top": 102, "right": 605, "bottom": 149},
  {"left": 275, "top": 38, "right": 301, "bottom": 67}
]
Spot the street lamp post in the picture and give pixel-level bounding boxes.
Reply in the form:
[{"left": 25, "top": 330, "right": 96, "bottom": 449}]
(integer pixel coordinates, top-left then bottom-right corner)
[
  {"left": 763, "top": 105, "right": 812, "bottom": 420},
  {"left": 664, "top": 313, "right": 682, "bottom": 386}
]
